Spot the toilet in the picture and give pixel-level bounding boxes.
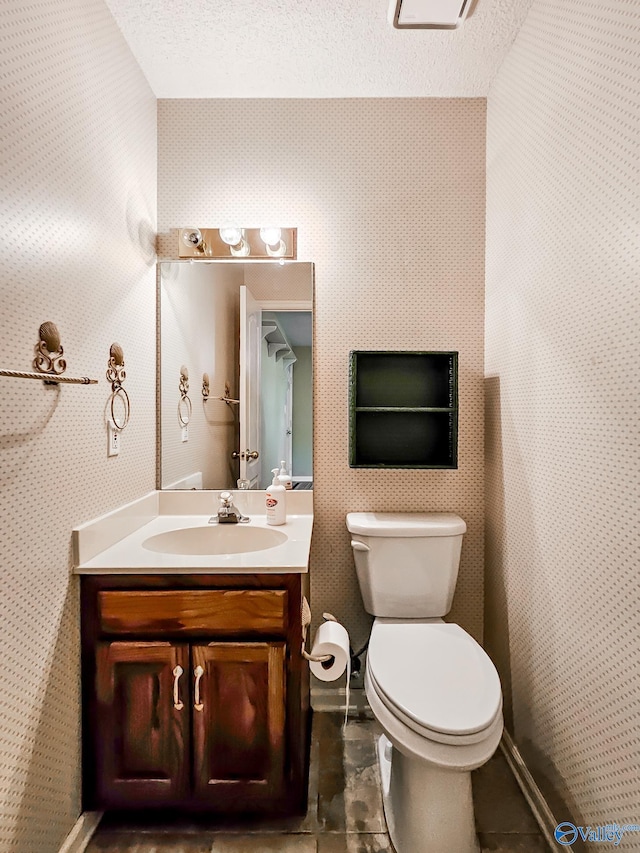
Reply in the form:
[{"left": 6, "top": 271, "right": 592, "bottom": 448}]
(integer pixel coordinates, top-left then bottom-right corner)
[{"left": 346, "top": 512, "right": 503, "bottom": 853}]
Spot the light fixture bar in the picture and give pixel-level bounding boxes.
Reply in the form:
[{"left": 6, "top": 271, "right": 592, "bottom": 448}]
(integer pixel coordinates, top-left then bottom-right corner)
[{"left": 178, "top": 227, "right": 297, "bottom": 260}]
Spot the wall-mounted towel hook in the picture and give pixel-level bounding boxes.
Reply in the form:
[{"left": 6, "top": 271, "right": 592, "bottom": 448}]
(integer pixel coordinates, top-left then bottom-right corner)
[{"left": 106, "top": 342, "right": 130, "bottom": 430}]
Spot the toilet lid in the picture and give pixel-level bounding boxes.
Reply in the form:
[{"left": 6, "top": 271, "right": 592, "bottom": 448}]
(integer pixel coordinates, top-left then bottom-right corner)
[{"left": 367, "top": 620, "right": 502, "bottom": 737}]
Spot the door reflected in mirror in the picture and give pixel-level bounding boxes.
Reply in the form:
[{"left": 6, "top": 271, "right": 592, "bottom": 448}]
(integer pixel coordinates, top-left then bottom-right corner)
[{"left": 158, "top": 261, "right": 313, "bottom": 491}]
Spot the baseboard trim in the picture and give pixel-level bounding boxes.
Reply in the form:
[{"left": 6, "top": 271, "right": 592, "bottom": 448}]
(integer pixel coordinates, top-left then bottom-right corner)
[
  {"left": 57, "top": 811, "right": 103, "bottom": 853},
  {"left": 500, "top": 730, "right": 558, "bottom": 850}
]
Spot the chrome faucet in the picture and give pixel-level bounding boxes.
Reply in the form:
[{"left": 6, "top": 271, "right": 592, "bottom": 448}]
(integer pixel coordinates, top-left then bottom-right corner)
[{"left": 210, "top": 491, "right": 250, "bottom": 524}]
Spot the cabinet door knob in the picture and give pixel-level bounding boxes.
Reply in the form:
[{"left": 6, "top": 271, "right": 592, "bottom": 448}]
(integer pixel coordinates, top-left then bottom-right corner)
[
  {"left": 172, "top": 665, "right": 184, "bottom": 710},
  {"left": 193, "top": 665, "right": 204, "bottom": 711}
]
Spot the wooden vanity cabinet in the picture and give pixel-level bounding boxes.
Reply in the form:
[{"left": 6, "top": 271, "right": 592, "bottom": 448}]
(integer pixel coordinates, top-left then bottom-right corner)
[{"left": 81, "top": 574, "right": 309, "bottom": 815}]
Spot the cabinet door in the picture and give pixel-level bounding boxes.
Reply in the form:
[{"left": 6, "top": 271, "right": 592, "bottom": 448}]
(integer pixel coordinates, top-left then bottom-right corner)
[
  {"left": 94, "top": 641, "right": 189, "bottom": 806},
  {"left": 192, "top": 642, "right": 286, "bottom": 807}
]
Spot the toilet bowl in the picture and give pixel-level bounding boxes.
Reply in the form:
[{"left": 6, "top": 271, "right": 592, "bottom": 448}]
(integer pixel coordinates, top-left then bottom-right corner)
[
  {"left": 365, "top": 618, "right": 503, "bottom": 853},
  {"left": 346, "top": 512, "right": 504, "bottom": 853}
]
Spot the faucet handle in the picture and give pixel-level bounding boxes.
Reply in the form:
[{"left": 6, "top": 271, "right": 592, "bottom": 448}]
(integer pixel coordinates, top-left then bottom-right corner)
[{"left": 219, "top": 491, "right": 233, "bottom": 507}]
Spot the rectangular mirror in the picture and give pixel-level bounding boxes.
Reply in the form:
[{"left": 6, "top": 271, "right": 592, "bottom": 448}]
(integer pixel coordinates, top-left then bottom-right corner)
[{"left": 158, "top": 261, "right": 313, "bottom": 491}]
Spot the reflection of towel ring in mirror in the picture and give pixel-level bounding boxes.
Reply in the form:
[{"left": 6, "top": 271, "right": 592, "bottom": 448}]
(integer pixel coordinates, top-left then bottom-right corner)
[
  {"left": 178, "top": 365, "right": 192, "bottom": 426},
  {"left": 178, "top": 394, "right": 192, "bottom": 426},
  {"left": 106, "top": 343, "right": 131, "bottom": 430}
]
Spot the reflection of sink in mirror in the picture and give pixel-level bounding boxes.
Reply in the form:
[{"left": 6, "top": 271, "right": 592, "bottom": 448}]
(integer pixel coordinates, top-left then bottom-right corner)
[{"left": 142, "top": 525, "right": 288, "bottom": 556}]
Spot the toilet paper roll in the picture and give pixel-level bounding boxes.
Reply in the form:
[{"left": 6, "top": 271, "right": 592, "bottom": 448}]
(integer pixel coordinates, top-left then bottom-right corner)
[{"left": 308, "top": 619, "right": 350, "bottom": 682}]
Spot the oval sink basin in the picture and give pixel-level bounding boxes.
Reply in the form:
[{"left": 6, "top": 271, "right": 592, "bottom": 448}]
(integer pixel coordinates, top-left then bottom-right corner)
[{"left": 142, "top": 525, "right": 288, "bottom": 556}]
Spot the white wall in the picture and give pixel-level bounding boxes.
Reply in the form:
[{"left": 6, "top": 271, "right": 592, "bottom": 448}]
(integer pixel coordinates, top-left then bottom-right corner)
[
  {"left": 486, "top": 0, "right": 640, "bottom": 839},
  {"left": 0, "top": 2, "right": 156, "bottom": 849}
]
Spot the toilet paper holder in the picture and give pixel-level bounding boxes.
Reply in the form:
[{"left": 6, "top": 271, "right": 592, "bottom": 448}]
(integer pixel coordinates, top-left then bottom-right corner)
[{"left": 301, "top": 597, "right": 335, "bottom": 664}]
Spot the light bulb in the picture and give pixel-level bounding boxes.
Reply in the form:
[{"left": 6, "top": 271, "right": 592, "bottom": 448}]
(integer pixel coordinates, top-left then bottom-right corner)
[
  {"left": 230, "top": 239, "right": 250, "bottom": 257},
  {"left": 260, "top": 227, "right": 282, "bottom": 247},
  {"left": 266, "top": 239, "right": 287, "bottom": 257},
  {"left": 181, "top": 228, "right": 203, "bottom": 249},
  {"left": 219, "top": 225, "right": 243, "bottom": 246}
]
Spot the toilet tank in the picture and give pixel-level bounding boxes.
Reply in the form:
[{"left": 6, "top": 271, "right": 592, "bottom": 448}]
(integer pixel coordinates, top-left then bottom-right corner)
[{"left": 346, "top": 512, "right": 466, "bottom": 618}]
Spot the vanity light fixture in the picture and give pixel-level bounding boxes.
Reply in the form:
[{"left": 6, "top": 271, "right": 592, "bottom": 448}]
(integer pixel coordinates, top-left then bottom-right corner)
[{"left": 178, "top": 227, "right": 297, "bottom": 260}]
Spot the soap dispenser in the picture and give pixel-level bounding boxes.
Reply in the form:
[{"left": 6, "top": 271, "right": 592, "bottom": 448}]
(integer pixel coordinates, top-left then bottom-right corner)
[
  {"left": 266, "top": 468, "right": 286, "bottom": 525},
  {"left": 277, "top": 460, "right": 293, "bottom": 490}
]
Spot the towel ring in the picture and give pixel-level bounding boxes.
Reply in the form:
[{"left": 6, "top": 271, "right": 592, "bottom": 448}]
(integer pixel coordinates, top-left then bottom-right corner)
[
  {"left": 178, "top": 395, "right": 192, "bottom": 426},
  {"left": 178, "top": 365, "right": 192, "bottom": 426},
  {"left": 110, "top": 386, "right": 131, "bottom": 430},
  {"left": 107, "top": 343, "right": 130, "bottom": 430}
]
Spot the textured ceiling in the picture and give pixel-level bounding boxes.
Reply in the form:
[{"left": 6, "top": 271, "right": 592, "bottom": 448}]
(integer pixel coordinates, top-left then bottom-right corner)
[{"left": 103, "top": 0, "right": 534, "bottom": 98}]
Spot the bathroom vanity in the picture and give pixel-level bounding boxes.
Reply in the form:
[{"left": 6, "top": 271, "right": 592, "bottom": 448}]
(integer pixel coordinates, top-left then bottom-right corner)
[{"left": 74, "top": 490, "right": 313, "bottom": 815}]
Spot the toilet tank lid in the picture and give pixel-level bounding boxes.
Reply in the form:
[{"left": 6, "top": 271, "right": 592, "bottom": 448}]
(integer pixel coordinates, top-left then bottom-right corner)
[{"left": 346, "top": 512, "right": 466, "bottom": 537}]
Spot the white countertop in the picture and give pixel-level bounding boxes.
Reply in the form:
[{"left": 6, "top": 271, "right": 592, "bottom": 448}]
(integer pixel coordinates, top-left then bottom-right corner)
[{"left": 73, "top": 490, "right": 313, "bottom": 574}]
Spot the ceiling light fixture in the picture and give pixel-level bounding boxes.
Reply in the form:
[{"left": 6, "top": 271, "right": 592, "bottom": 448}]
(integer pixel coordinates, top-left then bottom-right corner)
[{"left": 389, "top": 0, "right": 472, "bottom": 29}]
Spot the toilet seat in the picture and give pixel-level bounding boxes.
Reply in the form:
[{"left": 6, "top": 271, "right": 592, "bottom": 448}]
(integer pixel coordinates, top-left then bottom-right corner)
[{"left": 367, "top": 619, "right": 502, "bottom": 746}]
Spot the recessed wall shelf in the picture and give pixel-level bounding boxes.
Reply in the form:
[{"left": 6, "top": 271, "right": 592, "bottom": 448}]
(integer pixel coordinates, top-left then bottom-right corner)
[{"left": 349, "top": 351, "right": 458, "bottom": 469}]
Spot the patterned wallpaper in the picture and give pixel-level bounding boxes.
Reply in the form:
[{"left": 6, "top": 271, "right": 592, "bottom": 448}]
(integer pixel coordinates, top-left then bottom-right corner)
[
  {"left": 3, "top": 1, "right": 635, "bottom": 845},
  {"left": 158, "top": 98, "right": 487, "bottom": 650},
  {"left": 0, "top": 2, "right": 157, "bottom": 850},
  {"left": 2, "top": 25, "right": 485, "bottom": 852},
  {"left": 486, "top": 0, "right": 640, "bottom": 842}
]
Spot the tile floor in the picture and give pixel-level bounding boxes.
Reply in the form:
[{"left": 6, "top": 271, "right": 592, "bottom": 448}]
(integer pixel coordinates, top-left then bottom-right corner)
[{"left": 86, "top": 711, "right": 549, "bottom": 853}]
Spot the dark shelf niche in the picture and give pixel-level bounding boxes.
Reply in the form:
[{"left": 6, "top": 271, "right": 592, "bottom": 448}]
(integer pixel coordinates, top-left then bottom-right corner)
[{"left": 349, "top": 351, "right": 458, "bottom": 469}]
